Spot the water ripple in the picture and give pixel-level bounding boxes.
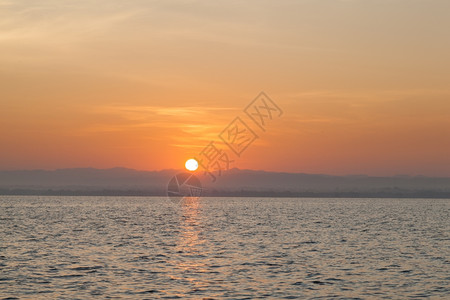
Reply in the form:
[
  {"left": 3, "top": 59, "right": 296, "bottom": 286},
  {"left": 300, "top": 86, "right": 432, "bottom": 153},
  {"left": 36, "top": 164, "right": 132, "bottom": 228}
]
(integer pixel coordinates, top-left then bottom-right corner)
[{"left": 0, "top": 196, "right": 449, "bottom": 299}]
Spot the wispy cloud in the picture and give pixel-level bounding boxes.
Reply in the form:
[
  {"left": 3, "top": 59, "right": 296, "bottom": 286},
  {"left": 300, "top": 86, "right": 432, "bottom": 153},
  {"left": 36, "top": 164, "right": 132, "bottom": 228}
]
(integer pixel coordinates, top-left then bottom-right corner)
[
  {"left": 76, "top": 104, "right": 237, "bottom": 148},
  {"left": 92, "top": 104, "right": 236, "bottom": 118},
  {"left": 0, "top": 0, "right": 140, "bottom": 64}
]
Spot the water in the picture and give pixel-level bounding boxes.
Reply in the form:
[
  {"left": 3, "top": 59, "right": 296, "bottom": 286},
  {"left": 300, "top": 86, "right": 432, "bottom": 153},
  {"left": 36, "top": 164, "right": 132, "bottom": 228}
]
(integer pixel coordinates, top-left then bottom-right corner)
[{"left": 0, "top": 196, "right": 449, "bottom": 299}]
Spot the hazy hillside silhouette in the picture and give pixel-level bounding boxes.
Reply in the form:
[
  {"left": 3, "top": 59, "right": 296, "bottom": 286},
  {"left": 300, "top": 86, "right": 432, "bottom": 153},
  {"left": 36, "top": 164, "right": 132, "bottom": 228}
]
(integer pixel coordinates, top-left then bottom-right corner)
[{"left": 1, "top": 168, "right": 449, "bottom": 198}]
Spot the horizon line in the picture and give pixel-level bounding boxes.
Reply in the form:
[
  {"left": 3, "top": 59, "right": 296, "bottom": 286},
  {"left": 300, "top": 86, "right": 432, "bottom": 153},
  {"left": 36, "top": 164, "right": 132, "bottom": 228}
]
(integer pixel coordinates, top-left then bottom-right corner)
[{"left": 1, "top": 167, "right": 449, "bottom": 178}]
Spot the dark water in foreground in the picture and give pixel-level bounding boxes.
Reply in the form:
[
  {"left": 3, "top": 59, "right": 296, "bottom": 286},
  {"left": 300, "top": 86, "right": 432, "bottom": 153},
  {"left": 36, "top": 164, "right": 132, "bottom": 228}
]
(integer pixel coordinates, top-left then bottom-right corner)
[{"left": 0, "top": 196, "right": 449, "bottom": 299}]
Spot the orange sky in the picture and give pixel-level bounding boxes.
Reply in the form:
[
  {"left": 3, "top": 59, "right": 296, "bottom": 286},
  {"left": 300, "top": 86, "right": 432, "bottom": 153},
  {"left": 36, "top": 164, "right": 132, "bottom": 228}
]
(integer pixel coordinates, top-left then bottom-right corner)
[{"left": 1, "top": 0, "right": 450, "bottom": 176}]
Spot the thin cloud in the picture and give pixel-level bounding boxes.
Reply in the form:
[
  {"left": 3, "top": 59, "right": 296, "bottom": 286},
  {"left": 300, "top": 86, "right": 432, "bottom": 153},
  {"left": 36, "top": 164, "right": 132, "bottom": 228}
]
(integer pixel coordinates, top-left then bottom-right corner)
[{"left": 92, "top": 104, "right": 236, "bottom": 117}]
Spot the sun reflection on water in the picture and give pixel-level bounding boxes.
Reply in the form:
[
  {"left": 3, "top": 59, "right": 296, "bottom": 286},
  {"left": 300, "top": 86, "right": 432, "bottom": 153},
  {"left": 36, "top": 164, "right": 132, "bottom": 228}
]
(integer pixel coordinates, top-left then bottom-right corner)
[{"left": 172, "top": 197, "right": 213, "bottom": 295}]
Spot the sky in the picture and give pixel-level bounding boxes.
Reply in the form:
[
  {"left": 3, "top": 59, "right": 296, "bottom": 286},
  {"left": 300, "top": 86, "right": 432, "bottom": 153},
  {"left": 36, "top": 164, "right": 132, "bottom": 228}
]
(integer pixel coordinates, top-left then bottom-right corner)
[{"left": 1, "top": 0, "right": 449, "bottom": 176}]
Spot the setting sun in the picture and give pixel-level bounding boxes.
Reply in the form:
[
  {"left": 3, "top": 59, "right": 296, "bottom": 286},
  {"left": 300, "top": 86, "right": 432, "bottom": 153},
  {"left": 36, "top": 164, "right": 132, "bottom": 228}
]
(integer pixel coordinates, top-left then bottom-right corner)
[{"left": 185, "top": 159, "right": 199, "bottom": 171}]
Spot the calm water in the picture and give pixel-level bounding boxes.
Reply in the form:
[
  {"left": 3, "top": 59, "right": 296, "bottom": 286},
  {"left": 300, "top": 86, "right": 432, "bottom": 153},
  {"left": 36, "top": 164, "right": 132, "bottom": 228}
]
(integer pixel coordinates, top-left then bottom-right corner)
[{"left": 0, "top": 196, "right": 449, "bottom": 299}]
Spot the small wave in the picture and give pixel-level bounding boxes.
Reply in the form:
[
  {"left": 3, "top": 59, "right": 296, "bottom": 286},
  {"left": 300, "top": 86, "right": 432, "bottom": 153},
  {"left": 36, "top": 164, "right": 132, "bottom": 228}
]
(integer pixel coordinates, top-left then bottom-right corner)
[{"left": 70, "top": 266, "right": 103, "bottom": 271}]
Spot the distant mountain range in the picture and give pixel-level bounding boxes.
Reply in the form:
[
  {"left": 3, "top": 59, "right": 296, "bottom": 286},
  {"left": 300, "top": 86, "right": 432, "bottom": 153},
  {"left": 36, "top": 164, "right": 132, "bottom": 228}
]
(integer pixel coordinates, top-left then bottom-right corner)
[{"left": 1, "top": 168, "right": 449, "bottom": 198}]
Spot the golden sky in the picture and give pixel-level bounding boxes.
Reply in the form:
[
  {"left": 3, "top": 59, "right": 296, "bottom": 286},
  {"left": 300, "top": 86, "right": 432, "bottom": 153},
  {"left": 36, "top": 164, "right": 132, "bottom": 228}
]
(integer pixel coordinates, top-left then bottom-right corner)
[{"left": 1, "top": 0, "right": 449, "bottom": 176}]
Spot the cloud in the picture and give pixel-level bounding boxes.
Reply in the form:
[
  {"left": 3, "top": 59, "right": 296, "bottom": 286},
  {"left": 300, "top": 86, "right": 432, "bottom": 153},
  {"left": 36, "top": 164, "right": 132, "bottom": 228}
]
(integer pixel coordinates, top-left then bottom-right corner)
[
  {"left": 76, "top": 104, "right": 237, "bottom": 146},
  {"left": 0, "top": 0, "right": 140, "bottom": 65},
  {"left": 92, "top": 104, "right": 236, "bottom": 118}
]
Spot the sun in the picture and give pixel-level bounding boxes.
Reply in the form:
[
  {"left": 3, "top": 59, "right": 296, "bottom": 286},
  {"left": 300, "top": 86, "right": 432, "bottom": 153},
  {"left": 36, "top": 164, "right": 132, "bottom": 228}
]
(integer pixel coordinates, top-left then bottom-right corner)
[{"left": 185, "top": 158, "right": 199, "bottom": 171}]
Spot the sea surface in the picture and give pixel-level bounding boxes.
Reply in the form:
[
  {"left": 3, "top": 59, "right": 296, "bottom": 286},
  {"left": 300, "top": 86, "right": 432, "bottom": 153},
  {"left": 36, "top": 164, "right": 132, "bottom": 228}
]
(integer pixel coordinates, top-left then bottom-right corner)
[{"left": 0, "top": 196, "right": 449, "bottom": 299}]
